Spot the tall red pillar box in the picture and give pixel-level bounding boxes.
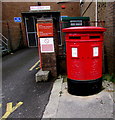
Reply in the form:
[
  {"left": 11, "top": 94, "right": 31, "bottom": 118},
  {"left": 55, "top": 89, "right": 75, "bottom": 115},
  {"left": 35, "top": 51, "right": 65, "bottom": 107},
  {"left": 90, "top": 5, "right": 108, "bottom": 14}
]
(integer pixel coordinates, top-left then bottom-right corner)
[{"left": 63, "top": 26, "right": 106, "bottom": 96}]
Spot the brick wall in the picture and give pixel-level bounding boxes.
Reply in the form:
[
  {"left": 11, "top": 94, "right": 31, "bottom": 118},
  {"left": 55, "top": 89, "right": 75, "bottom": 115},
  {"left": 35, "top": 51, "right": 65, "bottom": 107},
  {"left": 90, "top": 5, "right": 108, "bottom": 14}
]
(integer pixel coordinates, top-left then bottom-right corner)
[
  {"left": 42, "top": 2, "right": 80, "bottom": 17},
  {"left": 97, "top": 2, "right": 106, "bottom": 22},
  {"left": 2, "top": 2, "right": 80, "bottom": 51},
  {"left": 81, "top": 1, "right": 115, "bottom": 75},
  {"left": 104, "top": 2, "right": 115, "bottom": 74},
  {"left": 0, "top": 2, "right": 2, "bottom": 34},
  {"left": 81, "top": 2, "right": 96, "bottom": 26},
  {"left": 41, "top": 53, "right": 57, "bottom": 77},
  {"left": 37, "top": 19, "right": 59, "bottom": 77},
  {"left": 2, "top": 2, "right": 37, "bottom": 50}
]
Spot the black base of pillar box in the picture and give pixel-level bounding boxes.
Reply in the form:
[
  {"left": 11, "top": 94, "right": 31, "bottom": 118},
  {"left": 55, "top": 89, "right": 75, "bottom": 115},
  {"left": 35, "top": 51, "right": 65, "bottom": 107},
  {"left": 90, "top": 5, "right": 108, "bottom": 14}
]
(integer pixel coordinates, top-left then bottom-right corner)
[{"left": 67, "top": 77, "right": 102, "bottom": 96}]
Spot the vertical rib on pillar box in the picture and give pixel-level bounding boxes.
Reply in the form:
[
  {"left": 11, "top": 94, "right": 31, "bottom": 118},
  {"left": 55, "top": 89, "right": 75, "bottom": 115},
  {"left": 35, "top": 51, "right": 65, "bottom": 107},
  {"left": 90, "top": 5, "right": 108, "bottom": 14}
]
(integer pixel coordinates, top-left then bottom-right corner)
[
  {"left": 63, "top": 26, "right": 106, "bottom": 96},
  {"left": 36, "top": 19, "right": 58, "bottom": 77}
]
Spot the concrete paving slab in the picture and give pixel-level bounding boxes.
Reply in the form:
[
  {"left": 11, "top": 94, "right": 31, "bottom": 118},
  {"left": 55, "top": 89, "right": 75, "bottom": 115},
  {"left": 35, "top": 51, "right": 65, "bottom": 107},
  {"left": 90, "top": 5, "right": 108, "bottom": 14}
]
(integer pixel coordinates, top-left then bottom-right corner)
[
  {"left": 42, "top": 79, "right": 115, "bottom": 119},
  {"left": 42, "top": 78, "right": 63, "bottom": 118},
  {"left": 102, "top": 80, "right": 115, "bottom": 102},
  {"left": 56, "top": 82, "right": 114, "bottom": 118}
]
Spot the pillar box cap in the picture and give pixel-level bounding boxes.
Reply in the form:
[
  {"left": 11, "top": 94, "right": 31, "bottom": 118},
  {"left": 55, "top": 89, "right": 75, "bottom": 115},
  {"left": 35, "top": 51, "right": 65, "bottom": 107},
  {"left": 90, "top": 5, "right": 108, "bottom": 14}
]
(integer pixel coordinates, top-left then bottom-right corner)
[{"left": 62, "top": 26, "right": 106, "bottom": 33}]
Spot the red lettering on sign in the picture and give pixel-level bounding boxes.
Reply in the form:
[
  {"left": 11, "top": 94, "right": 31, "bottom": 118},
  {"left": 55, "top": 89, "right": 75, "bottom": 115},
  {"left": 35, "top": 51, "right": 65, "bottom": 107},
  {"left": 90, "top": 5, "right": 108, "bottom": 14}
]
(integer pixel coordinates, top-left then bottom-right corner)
[{"left": 36, "top": 23, "right": 53, "bottom": 37}]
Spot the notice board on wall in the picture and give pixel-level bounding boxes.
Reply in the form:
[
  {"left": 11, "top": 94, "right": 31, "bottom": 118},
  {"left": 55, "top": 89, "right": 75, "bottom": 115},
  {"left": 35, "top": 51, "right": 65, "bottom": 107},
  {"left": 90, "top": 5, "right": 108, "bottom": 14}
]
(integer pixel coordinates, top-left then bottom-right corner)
[
  {"left": 40, "top": 37, "right": 54, "bottom": 53},
  {"left": 36, "top": 23, "right": 53, "bottom": 37}
]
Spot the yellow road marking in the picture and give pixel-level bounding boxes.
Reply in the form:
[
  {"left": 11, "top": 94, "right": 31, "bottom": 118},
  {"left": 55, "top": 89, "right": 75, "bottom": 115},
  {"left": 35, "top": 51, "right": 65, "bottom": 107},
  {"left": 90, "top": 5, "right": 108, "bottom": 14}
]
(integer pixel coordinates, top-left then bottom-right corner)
[
  {"left": 29, "top": 60, "right": 40, "bottom": 71},
  {"left": 0, "top": 102, "right": 23, "bottom": 120},
  {"left": 12, "top": 102, "right": 23, "bottom": 112},
  {"left": 36, "top": 67, "right": 40, "bottom": 70},
  {"left": 0, "top": 104, "right": 2, "bottom": 108},
  {"left": 6, "top": 102, "right": 12, "bottom": 112}
]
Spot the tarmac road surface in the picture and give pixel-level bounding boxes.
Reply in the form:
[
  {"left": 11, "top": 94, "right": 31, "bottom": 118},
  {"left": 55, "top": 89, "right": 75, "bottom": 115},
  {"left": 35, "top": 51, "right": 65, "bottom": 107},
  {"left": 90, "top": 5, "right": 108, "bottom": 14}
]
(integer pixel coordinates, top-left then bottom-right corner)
[{"left": 2, "top": 48, "right": 53, "bottom": 119}]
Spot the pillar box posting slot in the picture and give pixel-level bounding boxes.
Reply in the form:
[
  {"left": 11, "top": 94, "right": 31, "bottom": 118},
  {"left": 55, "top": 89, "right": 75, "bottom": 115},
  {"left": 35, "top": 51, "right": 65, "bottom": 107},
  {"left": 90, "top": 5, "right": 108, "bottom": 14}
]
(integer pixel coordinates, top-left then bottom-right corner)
[{"left": 62, "top": 26, "right": 106, "bottom": 96}]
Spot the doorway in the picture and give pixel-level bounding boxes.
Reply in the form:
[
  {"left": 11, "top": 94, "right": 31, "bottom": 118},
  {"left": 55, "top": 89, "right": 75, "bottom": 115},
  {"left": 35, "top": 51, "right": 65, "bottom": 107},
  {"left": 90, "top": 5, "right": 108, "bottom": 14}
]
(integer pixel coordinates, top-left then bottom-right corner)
[
  {"left": 25, "top": 16, "right": 37, "bottom": 47},
  {"left": 22, "top": 11, "right": 60, "bottom": 48}
]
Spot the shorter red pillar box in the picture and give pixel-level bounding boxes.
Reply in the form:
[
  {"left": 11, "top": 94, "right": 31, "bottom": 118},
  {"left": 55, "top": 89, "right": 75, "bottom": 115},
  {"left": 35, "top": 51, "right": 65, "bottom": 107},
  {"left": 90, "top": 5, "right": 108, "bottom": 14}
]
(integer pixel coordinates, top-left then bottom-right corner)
[{"left": 63, "top": 26, "right": 106, "bottom": 96}]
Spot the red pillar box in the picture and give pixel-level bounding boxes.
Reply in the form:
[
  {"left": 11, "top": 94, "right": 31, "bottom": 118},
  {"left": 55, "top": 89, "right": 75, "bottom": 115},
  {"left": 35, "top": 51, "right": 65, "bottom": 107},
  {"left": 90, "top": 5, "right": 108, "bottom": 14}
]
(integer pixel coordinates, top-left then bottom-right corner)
[{"left": 63, "top": 26, "right": 106, "bottom": 96}]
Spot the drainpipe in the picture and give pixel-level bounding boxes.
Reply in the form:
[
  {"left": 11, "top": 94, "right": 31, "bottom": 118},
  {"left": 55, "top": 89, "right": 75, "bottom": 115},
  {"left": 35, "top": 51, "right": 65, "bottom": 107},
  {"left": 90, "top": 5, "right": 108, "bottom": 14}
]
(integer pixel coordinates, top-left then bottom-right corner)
[{"left": 95, "top": 0, "right": 98, "bottom": 26}]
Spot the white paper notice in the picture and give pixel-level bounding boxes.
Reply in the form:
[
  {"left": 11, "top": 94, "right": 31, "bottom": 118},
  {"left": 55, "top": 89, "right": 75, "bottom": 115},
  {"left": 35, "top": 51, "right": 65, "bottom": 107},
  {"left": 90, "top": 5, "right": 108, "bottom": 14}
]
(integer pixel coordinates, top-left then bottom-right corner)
[
  {"left": 93, "top": 47, "right": 99, "bottom": 57},
  {"left": 72, "top": 48, "right": 78, "bottom": 57},
  {"left": 40, "top": 37, "right": 54, "bottom": 53}
]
